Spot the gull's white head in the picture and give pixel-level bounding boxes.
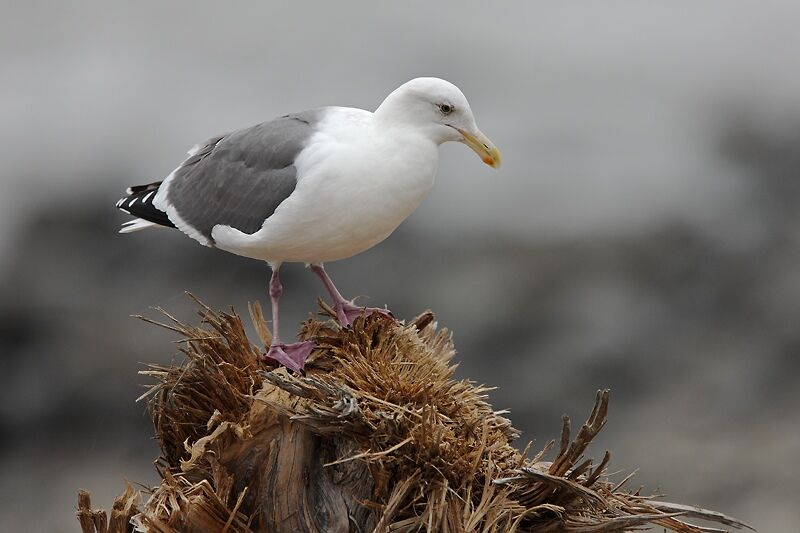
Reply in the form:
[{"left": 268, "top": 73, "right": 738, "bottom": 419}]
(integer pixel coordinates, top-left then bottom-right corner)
[{"left": 375, "top": 77, "right": 501, "bottom": 169}]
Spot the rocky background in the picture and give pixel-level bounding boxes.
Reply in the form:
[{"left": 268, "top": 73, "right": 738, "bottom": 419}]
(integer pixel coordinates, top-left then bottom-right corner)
[{"left": 1, "top": 2, "right": 798, "bottom": 531}]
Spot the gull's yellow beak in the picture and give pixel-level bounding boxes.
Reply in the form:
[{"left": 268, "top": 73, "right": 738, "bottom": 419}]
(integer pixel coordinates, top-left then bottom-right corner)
[{"left": 456, "top": 127, "right": 502, "bottom": 169}]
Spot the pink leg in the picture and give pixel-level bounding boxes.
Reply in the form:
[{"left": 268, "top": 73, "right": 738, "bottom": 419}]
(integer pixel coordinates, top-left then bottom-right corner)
[
  {"left": 310, "top": 264, "right": 394, "bottom": 327},
  {"left": 261, "top": 263, "right": 315, "bottom": 371}
]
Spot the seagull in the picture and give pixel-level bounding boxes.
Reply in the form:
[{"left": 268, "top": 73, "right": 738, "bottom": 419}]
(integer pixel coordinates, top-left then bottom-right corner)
[{"left": 116, "top": 77, "right": 501, "bottom": 372}]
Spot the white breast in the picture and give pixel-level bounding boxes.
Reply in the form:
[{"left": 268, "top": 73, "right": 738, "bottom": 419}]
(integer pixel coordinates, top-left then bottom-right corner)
[{"left": 212, "top": 107, "right": 439, "bottom": 263}]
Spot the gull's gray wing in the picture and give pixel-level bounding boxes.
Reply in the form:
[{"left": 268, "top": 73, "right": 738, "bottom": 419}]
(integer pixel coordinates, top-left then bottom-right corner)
[{"left": 153, "top": 108, "right": 328, "bottom": 245}]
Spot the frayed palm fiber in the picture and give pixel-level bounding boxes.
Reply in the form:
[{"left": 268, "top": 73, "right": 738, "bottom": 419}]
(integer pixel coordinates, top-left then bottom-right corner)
[{"left": 78, "top": 298, "right": 751, "bottom": 533}]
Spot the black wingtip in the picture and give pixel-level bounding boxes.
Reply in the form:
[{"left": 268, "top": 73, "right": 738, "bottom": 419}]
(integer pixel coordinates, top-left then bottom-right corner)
[{"left": 116, "top": 182, "right": 176, "bottom": 229}]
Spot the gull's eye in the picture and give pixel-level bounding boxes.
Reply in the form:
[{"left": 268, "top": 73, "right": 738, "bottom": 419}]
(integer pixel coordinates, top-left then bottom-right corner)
[{"left": 438, "top": 103, "right": 454, "bottom": 115}]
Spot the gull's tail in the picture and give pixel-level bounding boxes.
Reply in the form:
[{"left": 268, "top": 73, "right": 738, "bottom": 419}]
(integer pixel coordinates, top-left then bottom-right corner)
[{"left": 119, "top": 218, "right": 161, "bottom": 233}]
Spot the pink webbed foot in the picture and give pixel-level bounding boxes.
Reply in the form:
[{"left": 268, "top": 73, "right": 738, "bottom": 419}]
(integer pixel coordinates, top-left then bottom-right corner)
[
  {"left": 334, "top": 300, "right": 396, "bottom": 327},
  {"left": 309, "top": 264, "right": 397, "bottom": 327},
  {"left": 261, "top": 340, "right": 315, "bottom": 372}
]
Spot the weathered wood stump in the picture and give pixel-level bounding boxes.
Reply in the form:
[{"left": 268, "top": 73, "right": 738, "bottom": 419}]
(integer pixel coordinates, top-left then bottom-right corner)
[{"left": 77, "top": 298, "right": 750, "bottom": 533}]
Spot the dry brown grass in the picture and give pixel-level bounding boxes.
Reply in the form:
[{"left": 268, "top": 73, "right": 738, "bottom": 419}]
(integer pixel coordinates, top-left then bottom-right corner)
[{"left": 77, "top": 297, "right": 751, "bottom": 533}]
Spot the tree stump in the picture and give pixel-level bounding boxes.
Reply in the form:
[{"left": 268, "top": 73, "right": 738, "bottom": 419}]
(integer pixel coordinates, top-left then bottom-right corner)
[{"left": 77, "top": 298, "right": 751, "bottom": 533}]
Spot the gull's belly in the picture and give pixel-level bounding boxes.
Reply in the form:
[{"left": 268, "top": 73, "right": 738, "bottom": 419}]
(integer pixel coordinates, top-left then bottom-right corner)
[{"left": 214, "top": 139, "right": 438, "bottom": 263}]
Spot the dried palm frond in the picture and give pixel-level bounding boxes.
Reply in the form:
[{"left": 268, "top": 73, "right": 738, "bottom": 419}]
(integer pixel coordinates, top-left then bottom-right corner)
[{"left": 78, "top": 298, "right": 752, "bottom": 533}]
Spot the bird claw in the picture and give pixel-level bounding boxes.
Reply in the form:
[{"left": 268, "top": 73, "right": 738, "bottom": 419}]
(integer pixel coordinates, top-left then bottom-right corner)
[
  {"left": 334, "top": 301, "right": 395, "bottom": 327},
  {"left": 261, "top": 340, "right": 315, "bottom": 372}
]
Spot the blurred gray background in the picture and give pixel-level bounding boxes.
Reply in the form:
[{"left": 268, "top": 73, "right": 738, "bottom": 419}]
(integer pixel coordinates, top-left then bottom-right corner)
[{"left": 1, "top": 2, "right": 799, "bottom": 531}]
